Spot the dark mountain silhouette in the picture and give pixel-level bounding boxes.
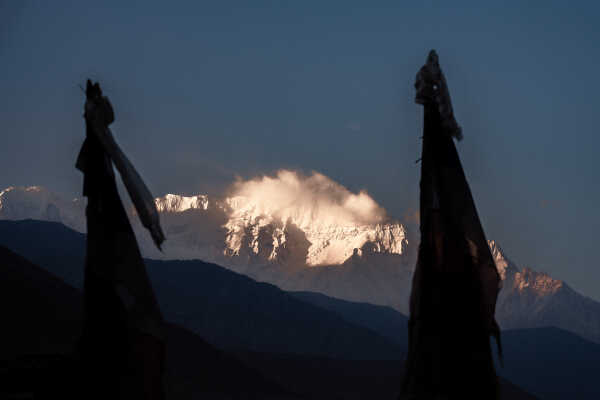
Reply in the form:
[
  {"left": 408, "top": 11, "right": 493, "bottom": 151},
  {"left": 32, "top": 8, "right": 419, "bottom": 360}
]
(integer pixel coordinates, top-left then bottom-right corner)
[
  {"left": 147, "top": 258, "right": 403, "bottom": 359},
  {"left": 0, "top": 245, "right": 288, "bottom": 399},
  {"left": 292, "top": 289, "right": 600, "bottom": 400},
  {"left": 492, "top": 327, "right": 600, "bottom": 400},
  {"left": 4, "top": 219, "right": 594, "bottom": 399},
  {"left": 0, "top": 219, "right": 86, "bottom": 288},
  {"left": 291, "top": 292, "right": 600, "bottom": 400},
  {"left": 0, "top": 244, "right": 538, "bottom": 399},
  {"left": 0, "top": 219, "right": 403, "bottom": 360},
  {"left": 0, "top": 243, "right": 82, "bottom": 359},
  {"left": 289, "top": 291, "right": 409, "bottom": 345},
  {"left": 233, "top": 352, "right": 538, "bottom": 400}
]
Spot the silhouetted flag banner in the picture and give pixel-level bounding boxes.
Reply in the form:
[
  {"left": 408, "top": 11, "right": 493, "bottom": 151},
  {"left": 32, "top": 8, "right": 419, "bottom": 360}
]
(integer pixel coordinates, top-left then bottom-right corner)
[
  {"left": 400, "top": 51, "right": 502, "bottom": 400},
  {"left": 77, "top": 81, "right": 166, "bottom": 399}
]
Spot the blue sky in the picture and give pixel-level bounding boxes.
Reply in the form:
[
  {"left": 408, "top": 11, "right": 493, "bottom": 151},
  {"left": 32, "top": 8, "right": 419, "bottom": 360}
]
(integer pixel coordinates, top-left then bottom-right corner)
[{"left": 2, "top": 1, "right": 600, "bottom": 300}]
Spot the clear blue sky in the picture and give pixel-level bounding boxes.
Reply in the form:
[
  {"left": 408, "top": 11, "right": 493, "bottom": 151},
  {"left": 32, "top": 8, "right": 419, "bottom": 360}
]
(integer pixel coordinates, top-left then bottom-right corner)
[{"left": 2, "top": 1, "right": 599, "bottom": 300}]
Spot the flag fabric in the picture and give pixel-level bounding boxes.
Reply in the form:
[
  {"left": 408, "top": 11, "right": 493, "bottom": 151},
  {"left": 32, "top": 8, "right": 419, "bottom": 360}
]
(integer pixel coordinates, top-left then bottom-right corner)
[
  {"left": 400, "top": 51, "right": 502, "bottom": 400},
  {"left": 77, "top": 81, "right": 166, "bottom": 399}
]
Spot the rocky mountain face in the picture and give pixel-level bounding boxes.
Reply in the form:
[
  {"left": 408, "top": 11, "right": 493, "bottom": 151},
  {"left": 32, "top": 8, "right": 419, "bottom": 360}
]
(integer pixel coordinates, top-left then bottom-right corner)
[
  {"left": 0, "top": 239, "right": 542, "bottom": 400},
  {"left": 145, "top": 190, "right": 414, "bottom": 312},
  {"left": 0, "top": 186, "right": 86, "bottom": 232},
  {"left": 2, "top": 185, "right": 599, "bottom": 343},
  {"left": 490, "top": 240, "right": 600, "bottom": 343}
]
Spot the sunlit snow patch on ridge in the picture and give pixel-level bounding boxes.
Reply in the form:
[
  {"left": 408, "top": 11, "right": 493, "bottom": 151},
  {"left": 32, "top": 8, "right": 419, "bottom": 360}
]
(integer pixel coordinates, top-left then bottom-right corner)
[
  {"left": 222, "top": 170, "right": 406, "bottom": 265},
  {"left": 0, "top": 170, "right": 408, "bottom": 267},
  {"left": 155, "top": 193, "right": 209, "bottom": 212}
]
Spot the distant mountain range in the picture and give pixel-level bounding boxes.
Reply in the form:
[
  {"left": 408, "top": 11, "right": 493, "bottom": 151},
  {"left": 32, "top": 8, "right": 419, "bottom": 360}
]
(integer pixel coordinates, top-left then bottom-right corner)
[
  {"left": 492, "top": 327, "right": 600, "bottom": 400},
  {"left": 0, "top": 219, "right": 403, "bottom": 361},
  {"left": 0, "top": 230, "right": 539, "bottom": 400},
  {"left": 1, "top": 230, "right": 542, "bottom": 400},
  {"left": 4, "top": 221, "right": 600, "bottom": 399},
  {"left": 1, "top": 185, "right": 600, "bottom": 346},
  {"left": 0, "top": 184, "right": 408, "bottom": 266},
  {"left": 489, "top": 240, "right": 600, "bottom": 344},
  {"left": 0, "top": 185, "right": 414, "bottom": 312}
]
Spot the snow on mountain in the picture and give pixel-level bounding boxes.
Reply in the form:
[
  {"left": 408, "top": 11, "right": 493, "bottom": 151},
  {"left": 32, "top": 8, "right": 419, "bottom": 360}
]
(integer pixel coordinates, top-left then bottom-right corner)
[
  {"left": 222, "top": 196, "right": 406, "bottom": 267},
  {"left": 0, "top": 186, "right": 86, "bottom": 232},
  {"left": 490, "top": 240, "right": 600, "bottom": 343},
  {"left": 0, "top": 172, "right": 407, "bottom": 269},
  {"left": 140, "top": 171, "right": 408, "bottom": 268},
  {"left": 155, "top": 193, "right": 209, "bottom": 213},
  {"left": 2, "top": 178, "right": 600, "bottom": 344},
  {"left": 221, "top": 170, "right": 406, "bottom": 266}
]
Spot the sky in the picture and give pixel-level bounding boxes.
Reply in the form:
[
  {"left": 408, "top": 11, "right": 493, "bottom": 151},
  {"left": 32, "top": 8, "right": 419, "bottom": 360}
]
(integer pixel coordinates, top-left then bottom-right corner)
[{"left": 1, "top": 1, "right": 600, "bottom": 300}]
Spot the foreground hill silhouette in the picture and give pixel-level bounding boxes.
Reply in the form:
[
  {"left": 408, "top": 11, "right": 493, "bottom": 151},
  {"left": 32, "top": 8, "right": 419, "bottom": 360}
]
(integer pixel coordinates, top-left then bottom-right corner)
[
  {"left": 0, "top": 219, "right": 403, "bottom": 360},
  {"left": 5, "top": 220, "right": 595, "bottom": 398},
  {"left": 0, "top": 245, "right": 288, "bottom": 399},
  {"left": 292, "top": 292, "right": 600, "bottom": 400},
  {"left": 4, "top": 186, "right": 600, "bottom": 347},
  {"left": 289, "top": 291, "right": 409, "bottom": 345},
  {"left": 0, "top": 241, "right": 538, "bottom": 399},
  {"left": 492, "top": 327, "right": 600, "bottom": 400}
]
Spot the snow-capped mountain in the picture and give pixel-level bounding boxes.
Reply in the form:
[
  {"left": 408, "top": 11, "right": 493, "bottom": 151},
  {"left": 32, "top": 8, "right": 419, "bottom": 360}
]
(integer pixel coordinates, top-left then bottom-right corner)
[
  {"left": 155, "top": 193, "right": 209, "bottom": 212},
  {"left": 0, "top": 186, "right": 86, "bottom": 232},
  {"left": 0, "top": 180, "right": 408, "bottom": 269},
  {"left": 150, "top": 191, "right": 408, "bottom": 271},
  {"left": 221, "top": 195, "right": 406, "bottom": 267},
  {"left": 0, "top": 177, "right": 413, "bottom": 310},
  {"left": 2, "top": 180, "right": 600, "bottom": 344},
  {"left": 490, "top": 240, "right": 600, "bottom": 344},
  {"left": 218, "top": 170, "right": 407, "bottom": 267}
]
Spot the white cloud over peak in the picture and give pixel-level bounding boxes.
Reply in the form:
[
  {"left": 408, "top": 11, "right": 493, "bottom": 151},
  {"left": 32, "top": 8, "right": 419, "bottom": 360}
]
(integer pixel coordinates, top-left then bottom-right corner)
[{"left": 229, "top": 169, "right": 387, "bottom": 230}]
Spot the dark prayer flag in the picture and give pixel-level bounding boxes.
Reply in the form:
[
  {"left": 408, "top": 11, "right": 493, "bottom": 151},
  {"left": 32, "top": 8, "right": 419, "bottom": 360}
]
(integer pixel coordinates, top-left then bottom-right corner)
[
  {"left": 77, "top": 81, "right": 166, "bottom": 399},
  {"left": 400, "top": 51, "right": 502, "bottom": 399}
]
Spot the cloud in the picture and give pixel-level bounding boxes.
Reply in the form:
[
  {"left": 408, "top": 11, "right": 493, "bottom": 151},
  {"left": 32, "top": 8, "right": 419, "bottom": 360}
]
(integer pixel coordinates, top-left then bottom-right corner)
[{"left": 228, "top": 170, "right": 386, "bottom": 228}]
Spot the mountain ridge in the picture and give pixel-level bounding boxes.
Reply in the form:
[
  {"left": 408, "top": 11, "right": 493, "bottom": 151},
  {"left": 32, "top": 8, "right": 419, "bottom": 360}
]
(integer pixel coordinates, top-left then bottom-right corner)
[
  {"left": 0, "top": 243, "right": 541, "bottom": 399},
  {"left": 2, "top": 186, "right": 600, "bottom": 344},
  {"left": 0, "top": 185, "right": 408, "bottom": 267},
  {"left": 0, "top": 219, "right": 404, "bottom": 360}
]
